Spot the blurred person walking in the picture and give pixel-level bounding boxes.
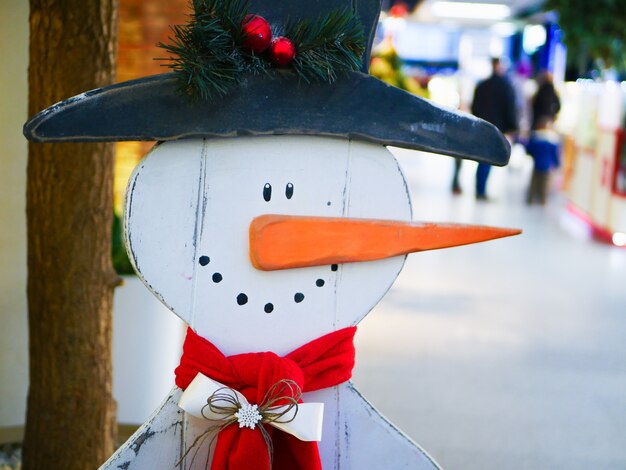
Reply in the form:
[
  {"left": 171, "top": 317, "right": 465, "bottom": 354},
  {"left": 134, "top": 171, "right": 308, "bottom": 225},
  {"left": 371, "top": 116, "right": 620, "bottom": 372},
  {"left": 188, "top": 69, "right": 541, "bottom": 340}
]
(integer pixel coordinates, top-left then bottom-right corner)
[
  {"left": 525, "top": 116, "right": 561, "bottom": 205},
  {"left": 531, "top": 71, "right": 561, "bottom": 130},
  {"left": 453, "top": 58, "right": 518, "bottom": 199}
]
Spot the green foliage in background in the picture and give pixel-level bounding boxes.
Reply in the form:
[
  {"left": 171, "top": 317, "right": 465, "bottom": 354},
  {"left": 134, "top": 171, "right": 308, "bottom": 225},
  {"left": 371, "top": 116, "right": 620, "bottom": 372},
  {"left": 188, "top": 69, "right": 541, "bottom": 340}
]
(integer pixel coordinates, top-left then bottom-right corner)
[
  {"left": 546, "top": 0, "right": 626, "bottom": 73},
  {"left": 112, "top": 211, "right": 134, "bottom": 276},
  {"left": 370, "top": 38, "right": 428, "bottom": 97}
]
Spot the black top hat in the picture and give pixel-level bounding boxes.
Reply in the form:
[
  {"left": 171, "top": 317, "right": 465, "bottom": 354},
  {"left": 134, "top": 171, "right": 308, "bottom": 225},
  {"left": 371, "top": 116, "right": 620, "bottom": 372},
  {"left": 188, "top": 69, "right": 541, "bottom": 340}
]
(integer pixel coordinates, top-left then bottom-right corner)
[{"left": 23, "top": 0, "right": 510, "bottom": 166}]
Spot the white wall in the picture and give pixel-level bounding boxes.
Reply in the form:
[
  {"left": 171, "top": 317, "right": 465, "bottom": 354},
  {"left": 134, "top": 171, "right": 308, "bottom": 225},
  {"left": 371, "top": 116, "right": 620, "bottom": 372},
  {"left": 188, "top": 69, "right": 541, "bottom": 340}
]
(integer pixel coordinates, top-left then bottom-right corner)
[{"left": 0, "top": 1, "right": 29, "bottom": 430}]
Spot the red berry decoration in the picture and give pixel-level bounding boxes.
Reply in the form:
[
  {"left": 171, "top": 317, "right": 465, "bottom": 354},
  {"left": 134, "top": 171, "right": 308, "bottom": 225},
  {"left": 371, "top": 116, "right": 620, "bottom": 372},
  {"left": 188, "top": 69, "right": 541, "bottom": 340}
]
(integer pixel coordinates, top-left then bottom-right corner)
[
  {"left": 241, "top": 14, "right": 272, "bottom": 53},
  {"left": 269, "top": 37, "right": 296, "bottom": 66}
]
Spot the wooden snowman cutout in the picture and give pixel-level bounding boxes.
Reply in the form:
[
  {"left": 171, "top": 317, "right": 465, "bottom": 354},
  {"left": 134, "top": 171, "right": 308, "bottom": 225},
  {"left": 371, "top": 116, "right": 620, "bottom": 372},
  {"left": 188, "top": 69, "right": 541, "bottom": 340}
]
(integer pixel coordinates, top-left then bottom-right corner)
[{"left": 24, "top": 1, "right": 519, "bottom": 468}]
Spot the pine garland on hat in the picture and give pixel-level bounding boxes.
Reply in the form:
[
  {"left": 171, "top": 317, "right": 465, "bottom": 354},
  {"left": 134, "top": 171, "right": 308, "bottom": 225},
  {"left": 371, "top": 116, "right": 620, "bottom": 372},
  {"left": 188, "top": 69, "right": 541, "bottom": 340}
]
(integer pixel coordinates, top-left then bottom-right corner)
[
  {"left": 157, "top": 0, "right": 365, "bottom": 100},
  {"left": 285, "top": 9, "right": 365, "bottom": 84}
]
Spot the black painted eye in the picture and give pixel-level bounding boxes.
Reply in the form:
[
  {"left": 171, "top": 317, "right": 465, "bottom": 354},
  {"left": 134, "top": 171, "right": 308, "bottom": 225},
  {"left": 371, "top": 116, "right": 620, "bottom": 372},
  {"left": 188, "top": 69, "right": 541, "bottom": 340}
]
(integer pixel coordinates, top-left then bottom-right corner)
[
  {"left": 285, "top": 183, "right": 294, "bottom": 199},
  {"left": 263, "top": 183, "right": 272, "bottom": 202}
]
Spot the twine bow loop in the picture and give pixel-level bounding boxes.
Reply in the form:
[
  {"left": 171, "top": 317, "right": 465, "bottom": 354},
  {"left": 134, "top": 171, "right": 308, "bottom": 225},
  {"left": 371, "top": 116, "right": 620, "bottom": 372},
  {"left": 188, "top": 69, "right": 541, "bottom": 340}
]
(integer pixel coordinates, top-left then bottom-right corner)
[
  {"left": 177, "top": 373, "right": 324, "bottom": 467},
  {"left": 194, "top": 378, "right": 305, "bottom": 430}
]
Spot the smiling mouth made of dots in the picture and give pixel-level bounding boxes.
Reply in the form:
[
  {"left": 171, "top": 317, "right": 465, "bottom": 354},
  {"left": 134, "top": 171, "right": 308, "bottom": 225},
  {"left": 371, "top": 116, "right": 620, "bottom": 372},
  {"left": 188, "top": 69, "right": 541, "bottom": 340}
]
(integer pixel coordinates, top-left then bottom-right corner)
[{"left": 198, "top": 255, "right": 338, "bottom": 314}]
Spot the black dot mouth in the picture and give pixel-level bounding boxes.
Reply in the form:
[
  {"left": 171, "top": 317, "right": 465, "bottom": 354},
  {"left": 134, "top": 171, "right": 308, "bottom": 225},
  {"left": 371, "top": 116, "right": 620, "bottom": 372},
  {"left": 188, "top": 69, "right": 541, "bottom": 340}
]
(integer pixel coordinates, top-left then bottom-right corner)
[
  {"left": 199, "top": 255, "right": 210, "bottom": 266},
  {"left": 212, "top": 272, "right": 223, "bottom": 283},
  {"left": 232, "top": 272, "right": 330, "bottom": 311}
]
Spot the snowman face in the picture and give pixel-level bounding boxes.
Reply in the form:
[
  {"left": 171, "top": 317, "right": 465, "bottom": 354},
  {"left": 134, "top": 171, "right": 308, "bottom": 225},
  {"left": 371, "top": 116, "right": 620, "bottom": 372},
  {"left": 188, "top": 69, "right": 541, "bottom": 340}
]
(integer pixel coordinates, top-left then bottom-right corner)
[{"left": 125, "top": 136, "right": 412, "bottom": 355}]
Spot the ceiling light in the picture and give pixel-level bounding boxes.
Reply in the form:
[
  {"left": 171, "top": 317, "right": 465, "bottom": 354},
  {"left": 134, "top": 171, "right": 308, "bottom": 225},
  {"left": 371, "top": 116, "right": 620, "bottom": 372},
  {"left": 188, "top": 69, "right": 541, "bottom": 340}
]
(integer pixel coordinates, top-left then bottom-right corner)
[
  {"left": 523, "top": 24, "right": 547, "bottom": 54},
  {"left": 431, "top": 2, "right": 511, "bottom": 21},
  {"left": 491, "top": 21, "right": 518, "bottom": 37}
]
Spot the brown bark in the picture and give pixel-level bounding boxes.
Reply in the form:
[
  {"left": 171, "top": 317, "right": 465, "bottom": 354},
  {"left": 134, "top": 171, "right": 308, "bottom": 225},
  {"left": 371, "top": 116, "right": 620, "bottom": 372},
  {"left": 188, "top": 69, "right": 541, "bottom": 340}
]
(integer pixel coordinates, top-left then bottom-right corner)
[{"left": 23, "top": 1, "right": 120, "bottom": 469}]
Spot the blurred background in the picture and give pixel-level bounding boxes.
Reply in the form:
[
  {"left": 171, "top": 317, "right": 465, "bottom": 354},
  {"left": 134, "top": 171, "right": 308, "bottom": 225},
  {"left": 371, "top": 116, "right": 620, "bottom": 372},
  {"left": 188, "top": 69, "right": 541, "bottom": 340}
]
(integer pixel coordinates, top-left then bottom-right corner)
[{"left": 1, "top": 0, "right": 625, "bottom": 469}]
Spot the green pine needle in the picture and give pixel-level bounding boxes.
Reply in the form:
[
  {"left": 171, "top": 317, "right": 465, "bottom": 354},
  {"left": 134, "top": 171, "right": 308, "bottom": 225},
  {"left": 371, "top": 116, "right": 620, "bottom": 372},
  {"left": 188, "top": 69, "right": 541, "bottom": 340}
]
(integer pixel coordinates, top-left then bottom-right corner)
[
  {"left": 157, "top": 1, "right": 365, "bottom": 100},
  {"left": 286, "top": 8, "right": 366, "bottom": 84},
  {"left": 157, "top": 0, "right": 250, "bottom": 99}
]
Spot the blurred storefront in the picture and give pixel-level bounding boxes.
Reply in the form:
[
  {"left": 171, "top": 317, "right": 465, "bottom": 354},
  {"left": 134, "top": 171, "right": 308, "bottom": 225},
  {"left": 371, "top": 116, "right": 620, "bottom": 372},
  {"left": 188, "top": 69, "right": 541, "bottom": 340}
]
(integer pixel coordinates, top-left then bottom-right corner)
[
  {"left": 374, "top": 0, "right": 626, "bottom": 246},
  {"left": 375, "top": 2, "right": 566, "bottom": 107},
  {"left": 562, "top": 81, "right": 626, "bottom": 245}
]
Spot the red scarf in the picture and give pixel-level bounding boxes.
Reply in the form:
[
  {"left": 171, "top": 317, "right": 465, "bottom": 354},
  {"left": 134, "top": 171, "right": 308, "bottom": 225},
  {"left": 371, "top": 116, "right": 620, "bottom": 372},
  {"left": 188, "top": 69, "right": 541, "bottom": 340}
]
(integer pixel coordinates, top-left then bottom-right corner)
[{"left": 175, "top": 326, "right": 357, "bottom": 470}]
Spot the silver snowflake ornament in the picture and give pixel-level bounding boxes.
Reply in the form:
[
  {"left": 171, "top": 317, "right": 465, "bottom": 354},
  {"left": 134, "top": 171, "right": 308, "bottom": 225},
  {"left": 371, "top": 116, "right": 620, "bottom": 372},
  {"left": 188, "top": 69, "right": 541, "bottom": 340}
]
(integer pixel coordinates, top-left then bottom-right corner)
[{"left": 234, "top": 403, "right": 263, "bottom": 430}]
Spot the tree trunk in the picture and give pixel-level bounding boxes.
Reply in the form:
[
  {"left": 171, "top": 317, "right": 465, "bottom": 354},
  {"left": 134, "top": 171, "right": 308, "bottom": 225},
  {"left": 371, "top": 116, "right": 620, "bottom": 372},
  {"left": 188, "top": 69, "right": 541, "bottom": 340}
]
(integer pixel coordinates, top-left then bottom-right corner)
[{"left": 23, "top": 1, "right": 120, "bottom": 469}]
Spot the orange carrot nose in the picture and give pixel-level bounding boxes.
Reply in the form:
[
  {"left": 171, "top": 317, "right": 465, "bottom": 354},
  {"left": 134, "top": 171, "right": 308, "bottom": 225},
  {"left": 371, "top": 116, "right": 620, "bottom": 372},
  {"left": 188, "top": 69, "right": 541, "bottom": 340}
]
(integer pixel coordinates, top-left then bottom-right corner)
[{"left": 250, "top": 214, "right": 521, "bottom": 271}]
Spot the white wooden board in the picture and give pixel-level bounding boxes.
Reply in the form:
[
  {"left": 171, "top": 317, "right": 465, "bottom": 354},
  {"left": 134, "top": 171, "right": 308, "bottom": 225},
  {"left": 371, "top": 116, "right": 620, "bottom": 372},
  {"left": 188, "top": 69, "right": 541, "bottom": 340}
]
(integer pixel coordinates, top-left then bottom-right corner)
[{"left": 101, "top": 136, "right": 441, "bottom": 469}]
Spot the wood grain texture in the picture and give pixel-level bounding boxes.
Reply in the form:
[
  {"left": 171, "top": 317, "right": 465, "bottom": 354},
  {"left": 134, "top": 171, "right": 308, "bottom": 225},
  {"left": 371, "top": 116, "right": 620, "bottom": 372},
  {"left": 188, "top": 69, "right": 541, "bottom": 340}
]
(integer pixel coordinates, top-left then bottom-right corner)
[
  {"left": 101, "top": 384, "right": 441, "bottom": 470},
  {"left": 102, "top": 136, "right": 442, "bottom": 469},
  {"left": 99, "top": 388, "right": 187, "bottom": 469},
  {"left": 22, "top": 72, "right": 511, "bottom": 166},
  {"left": 249, "top": 214, "right": 521, "bottom": 270},
  {"left": 24, "top": 0, "right": 119, "bottom": 468},
  {"left": 124, "top": 137, "right": 409, "bottom": 353}
]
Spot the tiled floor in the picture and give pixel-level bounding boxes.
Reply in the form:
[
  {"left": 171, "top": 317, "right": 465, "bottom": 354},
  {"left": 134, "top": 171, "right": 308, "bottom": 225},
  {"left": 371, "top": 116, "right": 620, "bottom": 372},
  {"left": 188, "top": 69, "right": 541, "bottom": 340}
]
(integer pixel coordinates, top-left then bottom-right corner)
[{"left": 352, "top": 147, "right": 626, "bottom": 470}]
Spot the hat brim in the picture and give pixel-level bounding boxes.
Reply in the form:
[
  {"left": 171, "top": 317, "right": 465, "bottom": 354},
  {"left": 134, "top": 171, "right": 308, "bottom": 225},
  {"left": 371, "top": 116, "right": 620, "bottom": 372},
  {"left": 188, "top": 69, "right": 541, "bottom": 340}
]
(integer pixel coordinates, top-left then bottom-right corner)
[{"left": 24, "top": 71, "right": 510, "bottom": 165}]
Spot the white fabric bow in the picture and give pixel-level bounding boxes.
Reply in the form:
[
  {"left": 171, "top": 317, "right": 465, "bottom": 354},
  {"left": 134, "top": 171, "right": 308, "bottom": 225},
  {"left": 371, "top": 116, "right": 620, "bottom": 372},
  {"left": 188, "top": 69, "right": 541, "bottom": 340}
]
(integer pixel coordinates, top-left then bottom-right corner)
[{"left": 178, "top": 373, "right": 324, "bottom": 442}]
